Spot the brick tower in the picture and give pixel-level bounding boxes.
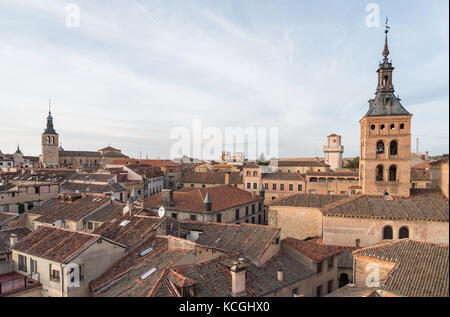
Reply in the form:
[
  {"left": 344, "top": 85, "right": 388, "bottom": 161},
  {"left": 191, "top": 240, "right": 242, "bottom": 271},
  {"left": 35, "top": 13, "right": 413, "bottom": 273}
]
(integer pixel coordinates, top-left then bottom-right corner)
[{"left": 359, "top": 26, "right": 412, "bottom": 197}]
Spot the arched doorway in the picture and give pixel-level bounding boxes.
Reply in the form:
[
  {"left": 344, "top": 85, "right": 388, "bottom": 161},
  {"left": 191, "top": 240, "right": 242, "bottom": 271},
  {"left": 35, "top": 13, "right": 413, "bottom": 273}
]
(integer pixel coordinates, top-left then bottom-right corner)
[{"left": 339, "top": 273, "right": 349, "bottom": 288}]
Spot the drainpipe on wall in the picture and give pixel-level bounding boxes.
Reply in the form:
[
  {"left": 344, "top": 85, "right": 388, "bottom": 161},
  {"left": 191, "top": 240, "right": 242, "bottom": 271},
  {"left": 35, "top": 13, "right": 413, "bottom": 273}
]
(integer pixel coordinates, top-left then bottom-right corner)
[{"left": 61, "top": 264, "right": 65, "bottom": 297}]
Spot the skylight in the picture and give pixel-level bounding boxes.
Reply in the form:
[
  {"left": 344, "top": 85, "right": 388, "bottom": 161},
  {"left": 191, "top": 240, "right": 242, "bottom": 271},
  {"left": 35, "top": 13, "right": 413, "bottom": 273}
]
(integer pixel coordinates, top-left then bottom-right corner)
[
  {"left": 138, "top": 247, "right": 154, "bottom": 257},
  {"left": 140, "top": 267, "right": 157, "bottom": 280},
  {"left": 119, "top": 220, "right": 130, "bottom": 226}
]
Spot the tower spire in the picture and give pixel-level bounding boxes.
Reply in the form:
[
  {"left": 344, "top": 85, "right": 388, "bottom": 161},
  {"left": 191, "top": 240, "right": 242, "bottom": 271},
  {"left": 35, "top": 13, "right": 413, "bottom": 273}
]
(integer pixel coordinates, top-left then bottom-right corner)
[
  {"left": 382, "top": 17, "right": 390, "bottom": 62},
  {"left": 49, "top": 98, "right": 52, "bottom": 115}
]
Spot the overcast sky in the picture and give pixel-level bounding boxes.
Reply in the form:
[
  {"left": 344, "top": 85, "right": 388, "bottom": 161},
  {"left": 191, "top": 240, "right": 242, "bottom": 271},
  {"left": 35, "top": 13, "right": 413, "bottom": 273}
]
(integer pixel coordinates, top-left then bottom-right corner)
[{"left": 0, "top": 0, "right": 448, "bottom": 159}]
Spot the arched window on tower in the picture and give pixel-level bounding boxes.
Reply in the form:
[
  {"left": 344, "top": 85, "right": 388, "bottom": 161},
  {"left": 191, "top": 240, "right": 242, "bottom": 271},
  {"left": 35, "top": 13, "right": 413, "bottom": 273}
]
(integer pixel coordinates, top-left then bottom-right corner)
[
  {"left": 399, "top": 226, "right": 409, "bottom": 239},
  {"left": 389, "top": 165, "right": 397, "bottom": 182},
  {"left": 382, "top": 226, "right": 393, "bottom": 240},
  {"left": 383, "top": 75, "right": 389, "bottom": 87},
  {"left": 389, "top": 141, "right": 398, "bottom": 155},
  {"left": 51, "top": 136, "right": 55, "bottom": 144},
  {"left": 376, "top": 165, "right": 384, "bottom": 181},
  {"left": 46, "top": 136, "right": 50, "bottom": 144},
  {"left": 376, "top": 141, "right": 385, "bottom": 154}
]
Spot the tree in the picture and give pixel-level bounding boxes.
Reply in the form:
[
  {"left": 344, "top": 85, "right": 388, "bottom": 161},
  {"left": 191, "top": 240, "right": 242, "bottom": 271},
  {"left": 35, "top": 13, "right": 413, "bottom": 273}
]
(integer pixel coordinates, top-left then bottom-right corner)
[{"left": 345, "top": 156, "right": 360, "bottom": 169}]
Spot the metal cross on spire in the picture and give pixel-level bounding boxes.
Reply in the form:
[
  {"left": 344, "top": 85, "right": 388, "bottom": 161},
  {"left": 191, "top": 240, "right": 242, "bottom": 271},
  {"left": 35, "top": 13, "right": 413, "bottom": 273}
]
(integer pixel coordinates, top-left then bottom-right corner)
[{"left": 48, "top": 98, "right": 52, "bottom": 114}]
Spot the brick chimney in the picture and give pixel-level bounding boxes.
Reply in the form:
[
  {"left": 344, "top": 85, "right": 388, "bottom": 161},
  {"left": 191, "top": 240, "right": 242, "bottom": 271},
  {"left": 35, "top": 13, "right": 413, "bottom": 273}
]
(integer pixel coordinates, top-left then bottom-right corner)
[
  {"left": 224, "top": 171, "right": 231, "bottom": 185},
  {"left": 231, "top": 260, "right": 247, "bottom": 296},
  {"left": 161, "top": 189, "right": 174, "bottom": 207}
]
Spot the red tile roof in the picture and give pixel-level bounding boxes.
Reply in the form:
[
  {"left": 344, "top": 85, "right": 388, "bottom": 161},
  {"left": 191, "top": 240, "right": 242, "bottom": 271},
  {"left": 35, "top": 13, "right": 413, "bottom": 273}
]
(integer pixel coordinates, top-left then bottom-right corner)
[
  {"left": 282, "top": 237, "right": 351, "bottom": 262},
  {"left": 144, "top": 185, "right": 263, "bottom": 213},
  {"left": 181, "top": 171, "right": 242, "bottom": 184},
  {"left": 181, "top": 221, "right": 280, "bottom": 262},
  {"left": 321, "top": 189, "right": 449, "bottom": 222},
  {"left": 353, "top": 240, "right": 449, "bottom": 297},
  {"left": 11, "top": 225, "right": 114, "bottom": 264}
]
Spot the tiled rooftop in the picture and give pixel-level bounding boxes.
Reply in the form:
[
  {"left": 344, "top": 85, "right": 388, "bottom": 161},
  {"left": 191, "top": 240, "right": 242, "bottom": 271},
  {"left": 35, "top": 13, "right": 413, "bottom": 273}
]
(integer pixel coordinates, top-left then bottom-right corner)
[
  {"left": 325, "top": 285, "right": 378, "bottom": 297},
  {"left": 353, "top": 239, "right": 449, "bottom": 297},
  {"left": 92, "top": 213, "right": 163, "bottom": 247},
  {"left": 0, "top": 226, "right": 32, "bottom": 254},
  {"left": 321, "top": 189, "right": 449, "bottom": 222},
  {"left": 151, "top": 251, "right": 314, "bottom": 297},
  {"left": 61, "top": 182, "right": 126, "bottom": 193},
  {"left": 181, "top": 221, "right": 280, "bottom": 262},
  {"left": 28, "top": 195, "right": 111, "bottom": 224},
  {"left": 282, "top": 237, "right": 352, "bottom": 262},
  {"left": 69, "top": 173, "right": 117, "bottom": 183},
  {"left": 12, "top": 225, "right": 104, "bottom": 264},
  {"left": 0, "top": 212, "right": 18, "bottom": 226},
  {"left": 269, "top": 193, "right": 347, "bottom": 208},
  {"left": 144, "top": 185, "right": 263, "bottom": 213},
  {"left": 90, "top": 236, "right": 191, "bottom": 296}
]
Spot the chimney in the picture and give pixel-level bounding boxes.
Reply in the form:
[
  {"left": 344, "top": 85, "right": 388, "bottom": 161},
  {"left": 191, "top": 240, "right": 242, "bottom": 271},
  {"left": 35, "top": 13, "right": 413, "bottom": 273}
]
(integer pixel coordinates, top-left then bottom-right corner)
[
  {"left": 161, "top": 189, "right": 174, "bottom": 207},
  {"left": 10, "top": 234, "right": 18, "bottom": 247},
  {"left": 277, "top": 269, "right": 283, "bottom": 282},
  {"left": 203, "top": 192, "right": 212, "bottom": 212},
  {"left": 224, "top": 171, "right": 231, "bottom": 185},
  {"left": 231, "top": 260, "right": 247, "bottom": 296}
]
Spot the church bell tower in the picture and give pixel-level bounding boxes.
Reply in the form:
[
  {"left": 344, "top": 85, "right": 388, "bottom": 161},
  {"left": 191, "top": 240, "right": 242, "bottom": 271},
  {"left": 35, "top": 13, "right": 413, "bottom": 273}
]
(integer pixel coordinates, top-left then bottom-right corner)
[
  {"left": 40, "top": 100, "right": 59, "bottom": 167},
  {"left": 359, "top": 24, "right": 413, "bottom": 197}
]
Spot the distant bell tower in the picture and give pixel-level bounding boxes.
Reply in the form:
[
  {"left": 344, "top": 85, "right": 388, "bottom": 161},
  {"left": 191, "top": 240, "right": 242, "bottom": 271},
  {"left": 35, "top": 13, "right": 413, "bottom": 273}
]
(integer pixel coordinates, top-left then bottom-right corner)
[
  {"left": 359, "top": 21, "right": 412, "bottom": 197},
  {"left": 40, "top": 99, "right": 59, "bottom": 167},
  {"left": 323, "top": 134, "right": 344, "bottom": 170}
]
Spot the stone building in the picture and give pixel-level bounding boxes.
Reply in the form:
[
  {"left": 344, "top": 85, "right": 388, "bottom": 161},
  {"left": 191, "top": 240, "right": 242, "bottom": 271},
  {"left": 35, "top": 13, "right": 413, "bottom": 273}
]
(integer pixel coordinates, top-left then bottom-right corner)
[
  {"left": 323, "top": 134, "right": 344, "bottom": 171},
  {"left": 39, "top": 109, "right": 128, "bottom": 168},
  {"left": 359, "top": 28, "right": 412, "bottom": 197}
]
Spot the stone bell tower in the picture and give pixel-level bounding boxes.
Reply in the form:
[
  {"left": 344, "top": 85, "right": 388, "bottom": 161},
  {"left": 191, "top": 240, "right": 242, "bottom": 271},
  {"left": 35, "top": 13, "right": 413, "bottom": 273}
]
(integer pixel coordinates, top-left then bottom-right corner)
[
  {"left": 324, "top": 134, "right": 344, "bottom": 170},
  {"left": 359, "top": 25, "right": 412, "bottom": 197},
  {"left": 40, "top": 100, "right": 59, "bottom": 167}
]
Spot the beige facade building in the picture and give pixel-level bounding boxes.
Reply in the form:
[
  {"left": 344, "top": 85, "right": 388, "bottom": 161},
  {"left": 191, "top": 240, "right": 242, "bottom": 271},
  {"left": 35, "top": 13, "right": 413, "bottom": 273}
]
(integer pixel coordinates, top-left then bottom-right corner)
[
  {"left": 430, "top": 158, "right": 449, "bottom": 198},
  {"left": 10, "top": 225, "right": 127, "bottom": 297},
  {"left": 0, "top": 183, "right": 59, "bottom": 214}
]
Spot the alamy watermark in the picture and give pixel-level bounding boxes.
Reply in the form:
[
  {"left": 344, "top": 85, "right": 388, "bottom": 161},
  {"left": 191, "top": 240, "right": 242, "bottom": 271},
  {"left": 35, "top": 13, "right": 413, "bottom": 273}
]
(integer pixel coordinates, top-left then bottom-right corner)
[
  {"left": 169, "top": 119, "right": 279, "bottom": 169},
  {"left": 65, "top": 3, "right": 80, "bottom": 28}
]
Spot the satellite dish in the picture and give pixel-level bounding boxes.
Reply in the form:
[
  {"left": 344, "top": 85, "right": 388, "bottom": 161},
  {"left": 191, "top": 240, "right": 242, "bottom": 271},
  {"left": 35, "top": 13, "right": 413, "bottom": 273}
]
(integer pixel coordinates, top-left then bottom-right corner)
[{"left": 158, "top": 206, "right": 165, "bottom": 218}]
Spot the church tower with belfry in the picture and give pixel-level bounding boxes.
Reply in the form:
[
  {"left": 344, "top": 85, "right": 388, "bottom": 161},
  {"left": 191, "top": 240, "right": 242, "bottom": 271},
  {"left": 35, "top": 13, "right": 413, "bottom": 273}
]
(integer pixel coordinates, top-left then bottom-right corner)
[
  {"left": 359, "top": 23, "right": 413, "bottom": 197},
  {"left": 40, "top": 100, "right": 59, "bottom": 167}
]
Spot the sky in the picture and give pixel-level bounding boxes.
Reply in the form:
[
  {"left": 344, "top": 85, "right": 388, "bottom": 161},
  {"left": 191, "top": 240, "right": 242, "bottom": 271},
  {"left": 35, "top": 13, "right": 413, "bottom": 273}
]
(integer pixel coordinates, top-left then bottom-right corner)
[{"left": 0, "top": 0, "right": 448, "bottom": 160}]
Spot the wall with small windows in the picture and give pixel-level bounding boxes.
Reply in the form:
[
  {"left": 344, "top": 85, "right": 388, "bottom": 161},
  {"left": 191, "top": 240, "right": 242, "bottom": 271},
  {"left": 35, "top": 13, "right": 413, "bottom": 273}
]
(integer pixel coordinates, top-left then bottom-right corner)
[{"left": 323, "top": 216, "right": 449, "bottom": 248}]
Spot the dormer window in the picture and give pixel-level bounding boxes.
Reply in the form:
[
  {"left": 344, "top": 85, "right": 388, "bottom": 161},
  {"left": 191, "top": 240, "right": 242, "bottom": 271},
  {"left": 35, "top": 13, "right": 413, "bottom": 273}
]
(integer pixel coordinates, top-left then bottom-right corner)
[{"left": 385, "top": 97, "right": 390, "bottom": 105}]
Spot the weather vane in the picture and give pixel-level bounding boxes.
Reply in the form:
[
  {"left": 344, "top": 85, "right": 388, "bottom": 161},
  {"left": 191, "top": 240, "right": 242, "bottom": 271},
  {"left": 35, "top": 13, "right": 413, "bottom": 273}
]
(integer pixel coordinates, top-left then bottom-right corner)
[{"left": 385, "top": 17, "right": 390, "bottom": 32}]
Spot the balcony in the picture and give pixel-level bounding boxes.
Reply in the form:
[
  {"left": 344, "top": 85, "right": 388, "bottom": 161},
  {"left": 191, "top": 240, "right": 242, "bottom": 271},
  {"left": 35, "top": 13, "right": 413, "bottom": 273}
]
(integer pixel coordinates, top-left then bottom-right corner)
[{"left": 0, "top": 272, "right": 41, "bottom": 297}]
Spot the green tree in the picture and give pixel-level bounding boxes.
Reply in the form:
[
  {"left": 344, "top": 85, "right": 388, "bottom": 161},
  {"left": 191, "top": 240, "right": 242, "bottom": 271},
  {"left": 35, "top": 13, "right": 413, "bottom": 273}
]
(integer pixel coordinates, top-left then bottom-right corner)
[{"left": 345, "top": 156, "right": 360, "bottom": 169}]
